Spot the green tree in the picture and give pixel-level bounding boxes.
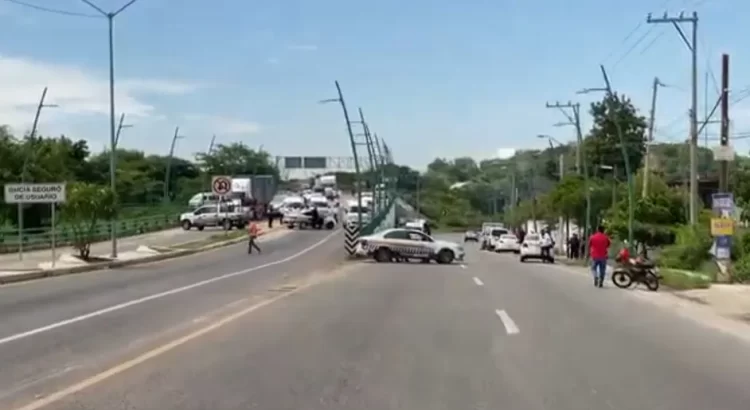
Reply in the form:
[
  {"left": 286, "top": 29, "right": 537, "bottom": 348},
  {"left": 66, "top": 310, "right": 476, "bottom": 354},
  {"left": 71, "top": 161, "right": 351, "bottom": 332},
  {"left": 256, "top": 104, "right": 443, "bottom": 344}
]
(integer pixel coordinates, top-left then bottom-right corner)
[
  {"left": 196, "top": 142, "right": 278, "bottom": 179},
  {"left": 60, "top": 182, "right": 116, "bottom": 260},
  {"left": 605, "top": 171, "right": 685, "bottom": 253},
  {"left": 585, "top": 93, "right": 648, "bottom": 177}
]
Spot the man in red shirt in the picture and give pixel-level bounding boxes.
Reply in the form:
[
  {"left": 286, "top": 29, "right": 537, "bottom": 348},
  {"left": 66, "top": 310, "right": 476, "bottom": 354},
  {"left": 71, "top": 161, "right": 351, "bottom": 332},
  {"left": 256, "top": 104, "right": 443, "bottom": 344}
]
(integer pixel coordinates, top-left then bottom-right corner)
[{"left": 588, "top": 225, "right": 611, "bottom": 288}]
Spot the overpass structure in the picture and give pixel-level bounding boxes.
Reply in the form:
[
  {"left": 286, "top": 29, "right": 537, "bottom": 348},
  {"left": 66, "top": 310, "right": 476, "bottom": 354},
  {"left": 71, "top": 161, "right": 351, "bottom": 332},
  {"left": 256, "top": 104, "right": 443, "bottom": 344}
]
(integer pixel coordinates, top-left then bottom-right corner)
[{"left": 275, "top": 156, "right": 373, "bottom": 180}]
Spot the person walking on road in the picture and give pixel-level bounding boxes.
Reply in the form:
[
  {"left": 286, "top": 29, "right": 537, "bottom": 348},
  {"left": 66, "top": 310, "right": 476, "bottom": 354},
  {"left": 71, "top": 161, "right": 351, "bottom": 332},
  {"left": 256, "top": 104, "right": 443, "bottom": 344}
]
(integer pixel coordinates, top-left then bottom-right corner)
[
  {"left": 588, "top": 225, "right": 611, "bottom": 288},
  {"left": 247, "top": 221, "right": 262, "bottom": 254}
]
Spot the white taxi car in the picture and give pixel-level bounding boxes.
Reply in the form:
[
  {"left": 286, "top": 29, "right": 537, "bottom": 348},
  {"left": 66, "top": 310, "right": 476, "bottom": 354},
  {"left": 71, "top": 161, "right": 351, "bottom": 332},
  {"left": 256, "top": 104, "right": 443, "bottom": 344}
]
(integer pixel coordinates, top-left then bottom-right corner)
[
  {"left": 494, "top": 234, "right": 520, "bottom": 253},
  {"left": 358, "top": 228, "right": 465, "bottom": 264}
]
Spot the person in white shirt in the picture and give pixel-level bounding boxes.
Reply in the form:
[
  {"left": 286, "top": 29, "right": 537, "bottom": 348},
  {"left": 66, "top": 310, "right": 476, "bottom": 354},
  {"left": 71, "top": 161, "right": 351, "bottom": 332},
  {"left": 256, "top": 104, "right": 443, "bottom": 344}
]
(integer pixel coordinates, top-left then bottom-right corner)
[{"left": 541, "top": 230, "right": 554, "bottom": 260}]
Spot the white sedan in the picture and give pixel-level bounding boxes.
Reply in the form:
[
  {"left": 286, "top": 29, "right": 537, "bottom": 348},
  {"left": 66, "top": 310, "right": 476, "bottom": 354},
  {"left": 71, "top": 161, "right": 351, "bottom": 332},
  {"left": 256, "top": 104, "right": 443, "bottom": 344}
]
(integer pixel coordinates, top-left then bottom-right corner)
[
  {"left": 494, "top": 234, "right": 520, "bottom": 253},
  {"left": 519, "top": 233, "right": 554, "bottom": 263},
  {"left": 358, "top": 228, "right": 465, "bottom": 264}
]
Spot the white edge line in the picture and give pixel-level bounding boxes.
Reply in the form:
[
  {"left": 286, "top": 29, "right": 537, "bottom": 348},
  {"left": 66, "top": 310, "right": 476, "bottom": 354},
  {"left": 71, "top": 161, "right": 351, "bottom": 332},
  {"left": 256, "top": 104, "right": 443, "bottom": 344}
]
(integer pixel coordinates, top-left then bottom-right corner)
[
  {"left": 495, "top": 309, "right": 520, "bottom": 334},
  {"left": 0, "top": 229, "right": 341, "bottom": 346},
  {"left": 473, "top": 277, "right": 484, "bottom": 286}
]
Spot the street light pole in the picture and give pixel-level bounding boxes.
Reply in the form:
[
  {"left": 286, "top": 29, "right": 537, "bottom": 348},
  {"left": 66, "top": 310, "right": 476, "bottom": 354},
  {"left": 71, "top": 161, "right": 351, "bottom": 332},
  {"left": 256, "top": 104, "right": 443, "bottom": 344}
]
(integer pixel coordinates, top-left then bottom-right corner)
[
  {"left": 80, "top": 0, "right": 141, "bottom": 258},
  {"left": 114, "top": 113, "right": 133, "bottom": 149},
  {"left": 319, "top": 81, "right": 362, "bottom": 228}
]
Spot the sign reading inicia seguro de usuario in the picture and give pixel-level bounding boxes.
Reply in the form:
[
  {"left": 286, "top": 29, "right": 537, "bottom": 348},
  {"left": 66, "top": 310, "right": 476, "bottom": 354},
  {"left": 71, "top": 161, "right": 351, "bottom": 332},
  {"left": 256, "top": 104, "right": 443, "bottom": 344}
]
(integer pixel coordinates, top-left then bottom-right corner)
[{"left": 3, "top": 183, "right": 66, "bottom": 204}]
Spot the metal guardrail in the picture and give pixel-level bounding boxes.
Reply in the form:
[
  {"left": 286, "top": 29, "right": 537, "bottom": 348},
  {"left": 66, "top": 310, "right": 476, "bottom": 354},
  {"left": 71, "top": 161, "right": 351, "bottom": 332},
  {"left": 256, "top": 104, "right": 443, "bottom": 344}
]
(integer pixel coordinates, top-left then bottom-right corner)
[{"left": 0, "top": 214, "right": 179, "bottom": 254}]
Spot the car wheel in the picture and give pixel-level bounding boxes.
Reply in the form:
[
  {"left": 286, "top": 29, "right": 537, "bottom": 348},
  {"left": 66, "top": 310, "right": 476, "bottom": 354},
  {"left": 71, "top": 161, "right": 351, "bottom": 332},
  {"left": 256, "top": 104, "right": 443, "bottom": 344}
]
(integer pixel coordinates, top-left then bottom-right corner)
[
  {"left": 197, "top": 225, "right": 205, "bottom": 231},
  {"left": 520, "top": 256, "right": 527, "bottom": 262},
  {"left": 181, "top": 220, "right": 192, "bottom": 230},
  {"left": 325, "top": 221, "right": 335, "bottom": 230},
  {"left": 374, "top": 247, "right": 392, "bottom": 263},
  {"left": 436, "top": 249, "right": 455, "bottom": 264}
]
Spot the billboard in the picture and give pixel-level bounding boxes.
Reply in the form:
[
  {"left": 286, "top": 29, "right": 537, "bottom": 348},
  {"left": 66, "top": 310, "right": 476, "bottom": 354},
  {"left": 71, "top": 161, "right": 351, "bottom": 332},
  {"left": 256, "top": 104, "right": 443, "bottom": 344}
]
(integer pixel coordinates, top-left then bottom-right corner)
[
  {"left": 284, "top": 156, "right": 302, "bottom": 169},
  {"left": 303, "top": 156, "right": 327, "bottom": 169}
]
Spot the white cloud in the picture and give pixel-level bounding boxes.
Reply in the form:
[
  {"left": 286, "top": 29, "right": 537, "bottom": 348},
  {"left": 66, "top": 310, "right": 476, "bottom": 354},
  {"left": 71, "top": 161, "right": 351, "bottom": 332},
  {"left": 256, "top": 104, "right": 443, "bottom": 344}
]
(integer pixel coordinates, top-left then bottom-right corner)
[
  {"left": 496, "top": 148, "right": 516, "bottom": 159},
  {"left": 0, "top": 54, "right": 200, "bottom": 134},
  {"left": 288, "top": 44, "right": 317, "bottom": 51},
  {"left": 183, "top": 114, "right": 261, "bottom": 135}
]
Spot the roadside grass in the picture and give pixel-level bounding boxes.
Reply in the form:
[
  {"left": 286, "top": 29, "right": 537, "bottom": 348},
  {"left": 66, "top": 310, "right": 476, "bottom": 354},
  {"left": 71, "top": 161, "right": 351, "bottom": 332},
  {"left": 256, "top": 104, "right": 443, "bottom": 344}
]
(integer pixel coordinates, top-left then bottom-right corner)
[{"left": 660, "top": 268, "right": 713, "bottom": 290}]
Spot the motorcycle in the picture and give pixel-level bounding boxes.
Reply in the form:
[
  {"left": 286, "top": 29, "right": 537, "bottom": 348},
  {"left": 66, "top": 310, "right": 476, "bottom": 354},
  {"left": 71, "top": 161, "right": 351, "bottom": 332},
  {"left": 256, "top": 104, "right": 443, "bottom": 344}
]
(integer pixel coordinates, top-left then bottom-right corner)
[{"left": 611, "top": 260, "right": 661, "bottom": 291}]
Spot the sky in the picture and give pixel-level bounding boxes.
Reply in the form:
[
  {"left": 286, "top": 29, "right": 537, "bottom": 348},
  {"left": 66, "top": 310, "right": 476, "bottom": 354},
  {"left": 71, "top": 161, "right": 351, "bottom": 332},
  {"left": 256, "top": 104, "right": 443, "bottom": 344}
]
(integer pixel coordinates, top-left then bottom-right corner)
[{"left": 0, "top": 0, "right": 748, "bottom": 171}]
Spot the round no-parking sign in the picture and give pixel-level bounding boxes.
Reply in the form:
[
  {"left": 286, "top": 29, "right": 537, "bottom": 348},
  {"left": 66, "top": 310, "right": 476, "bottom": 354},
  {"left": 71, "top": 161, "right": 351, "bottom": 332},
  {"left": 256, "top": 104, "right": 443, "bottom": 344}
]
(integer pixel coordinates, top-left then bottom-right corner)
[{"left": 212, "top": 176, "right": 232, "bottom": 196}]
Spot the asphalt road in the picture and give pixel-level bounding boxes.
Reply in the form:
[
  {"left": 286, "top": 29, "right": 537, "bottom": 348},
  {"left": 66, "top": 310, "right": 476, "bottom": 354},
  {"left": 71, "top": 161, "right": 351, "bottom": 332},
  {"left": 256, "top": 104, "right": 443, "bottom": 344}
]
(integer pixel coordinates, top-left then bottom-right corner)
[
  {"left": 0, "top": 227, "right": 343, "bottom": 409},
  {"left": 3, "top": 234, "right": 750, "bottom": 409}
]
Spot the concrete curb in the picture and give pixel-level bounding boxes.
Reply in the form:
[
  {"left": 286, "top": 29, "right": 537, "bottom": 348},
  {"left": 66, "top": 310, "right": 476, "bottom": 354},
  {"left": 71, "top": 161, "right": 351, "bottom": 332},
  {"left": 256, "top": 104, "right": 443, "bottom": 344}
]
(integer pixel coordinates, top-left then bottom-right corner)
[{"left": 0, "top": 230, "right": 284, "bottom": 286}]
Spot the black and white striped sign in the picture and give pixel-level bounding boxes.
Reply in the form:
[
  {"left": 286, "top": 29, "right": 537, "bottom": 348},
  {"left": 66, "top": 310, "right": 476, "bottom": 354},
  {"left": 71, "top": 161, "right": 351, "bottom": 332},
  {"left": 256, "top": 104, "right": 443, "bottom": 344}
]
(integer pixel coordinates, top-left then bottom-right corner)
[{"left": 344, "top": 222, "right": 360, "bottom": 256}]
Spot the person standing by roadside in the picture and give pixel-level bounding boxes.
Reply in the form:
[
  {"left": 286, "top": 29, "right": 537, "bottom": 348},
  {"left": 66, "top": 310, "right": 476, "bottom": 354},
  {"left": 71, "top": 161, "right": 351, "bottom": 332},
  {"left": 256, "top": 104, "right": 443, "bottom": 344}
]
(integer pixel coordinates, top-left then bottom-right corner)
[
  {"left": 568, "top": 233, "right": 580, "bottom": 259},
  {"left": 588, "top": 225, "right": 611, "bottom": 288}
]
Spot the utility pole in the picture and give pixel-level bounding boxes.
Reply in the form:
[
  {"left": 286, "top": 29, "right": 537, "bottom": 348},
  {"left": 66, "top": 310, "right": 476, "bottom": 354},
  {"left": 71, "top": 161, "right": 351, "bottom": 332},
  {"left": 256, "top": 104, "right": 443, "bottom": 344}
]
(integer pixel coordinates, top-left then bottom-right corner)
[
  {"left": 163, "top": 127, "right": 185, "bottom": 203},
  {"left": 647, "top": 11, "right": 699, "bottom": 225},
  {"left": 114, "top": 113, "right": 133, "bottom": 149},
  {"left": 719, "top": 53, "right": 730, "bottom": 192},
  {"left": 18, "top": 87, "right": 58, "bottom": 261},
  {"left": 204, "top": 135, "right": 216, "bottom": 193},
  {"left": 546, "top": 100, "right": 591, "bottom": 244},
  {"left": 545, "top": 101, "right": 581, "bottom": 173},
  {"left": 643, "top": 77, "right": 664, "bottom": 197}
]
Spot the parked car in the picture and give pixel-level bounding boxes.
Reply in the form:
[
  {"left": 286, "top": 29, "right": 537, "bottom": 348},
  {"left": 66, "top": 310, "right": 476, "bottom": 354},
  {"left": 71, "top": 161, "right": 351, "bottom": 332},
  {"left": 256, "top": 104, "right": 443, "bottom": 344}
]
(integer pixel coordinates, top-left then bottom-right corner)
[
  {"left": 519, "top": 233, "right": 554, "bottom": 263},
  {"left": 494, "top": 234, "right": 520, "bottom": 253},
  {"left": 481, "top": 228, "right": 509, "bottom": 251},
  {"left": 464, "top": 230, "right": 479, "bottom": 242},
  {"left": 180, "top": 204, "right": 248, "bottom": 231}
]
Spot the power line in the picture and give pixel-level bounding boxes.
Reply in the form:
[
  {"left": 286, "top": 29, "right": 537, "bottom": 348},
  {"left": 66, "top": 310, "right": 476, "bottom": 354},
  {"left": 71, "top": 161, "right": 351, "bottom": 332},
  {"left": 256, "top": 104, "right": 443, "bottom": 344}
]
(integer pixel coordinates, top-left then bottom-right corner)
[
  {"left": 3, "top": 0, "right": 101, "bottom": 18},
  {"left": 612, "top": 25, "right": 656, "bottom": 69}
]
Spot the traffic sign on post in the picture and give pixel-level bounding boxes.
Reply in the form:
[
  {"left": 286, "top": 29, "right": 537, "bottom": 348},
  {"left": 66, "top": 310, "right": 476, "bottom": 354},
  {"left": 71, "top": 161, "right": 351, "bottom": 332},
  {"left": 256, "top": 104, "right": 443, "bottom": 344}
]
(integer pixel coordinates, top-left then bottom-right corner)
[
  {"left": 3, "top": 183, "right": 66, "bottom": 204},
  {"left": 3, "top": 182, "right": 66, "bottom": 268},
  {"left": 211, "top": 176, "right": 232, "bottom": 196}
]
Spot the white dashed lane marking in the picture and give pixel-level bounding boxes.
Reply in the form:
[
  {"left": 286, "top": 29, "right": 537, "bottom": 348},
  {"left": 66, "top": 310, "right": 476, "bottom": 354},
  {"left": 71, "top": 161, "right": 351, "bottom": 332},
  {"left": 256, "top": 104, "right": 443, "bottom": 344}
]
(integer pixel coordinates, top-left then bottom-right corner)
[
  {"left": 495, "top": 309, "right": 520, "bottom": 335},
  {"left": 473, "top": 277, "right": 484, "bottom": 286}
]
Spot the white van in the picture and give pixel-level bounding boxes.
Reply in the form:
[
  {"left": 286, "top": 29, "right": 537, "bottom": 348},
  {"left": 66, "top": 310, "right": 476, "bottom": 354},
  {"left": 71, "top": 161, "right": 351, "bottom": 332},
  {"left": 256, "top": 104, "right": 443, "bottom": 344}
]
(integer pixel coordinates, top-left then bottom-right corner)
[{"left": 188, "top": 192, "right": 220, "bottom": 208}]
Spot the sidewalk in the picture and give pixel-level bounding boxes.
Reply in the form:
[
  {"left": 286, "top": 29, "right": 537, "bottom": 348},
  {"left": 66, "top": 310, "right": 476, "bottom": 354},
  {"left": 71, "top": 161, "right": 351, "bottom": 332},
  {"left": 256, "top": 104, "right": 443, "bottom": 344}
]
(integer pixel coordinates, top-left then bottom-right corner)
[
  {"left": 0, "top": 227, "right": 227, "bottom": 271},
  {"left": 557, "top": 256, "right": 750, "bottom": 325}
]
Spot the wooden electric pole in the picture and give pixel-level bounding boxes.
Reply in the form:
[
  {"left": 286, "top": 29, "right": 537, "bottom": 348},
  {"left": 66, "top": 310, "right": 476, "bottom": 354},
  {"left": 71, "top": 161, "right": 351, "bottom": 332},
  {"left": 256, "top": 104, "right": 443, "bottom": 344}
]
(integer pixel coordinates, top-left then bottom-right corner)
[{"left": 719, "top": 54, "right": 730, "bottom": 192}]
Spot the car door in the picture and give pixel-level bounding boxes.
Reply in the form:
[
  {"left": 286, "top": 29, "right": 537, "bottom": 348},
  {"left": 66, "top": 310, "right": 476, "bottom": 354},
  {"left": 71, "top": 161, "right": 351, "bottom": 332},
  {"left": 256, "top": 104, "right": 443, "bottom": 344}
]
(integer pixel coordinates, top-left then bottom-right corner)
[
  {"left": 382, "top": 230, "right": 425, "bottom": 258},
  {"left": 200, "top": 205, "right": 219, "bottom": 227},
  {"left": 406, "top": 231, "right": 435, "bottom": 257}
]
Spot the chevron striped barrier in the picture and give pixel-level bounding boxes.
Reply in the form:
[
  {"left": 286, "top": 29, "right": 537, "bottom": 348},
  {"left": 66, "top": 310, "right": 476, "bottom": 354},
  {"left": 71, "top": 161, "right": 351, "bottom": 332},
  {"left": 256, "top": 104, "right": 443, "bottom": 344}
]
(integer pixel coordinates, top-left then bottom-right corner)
[{"left": 344, "top": 222, "right": 360, "bottom": 256}]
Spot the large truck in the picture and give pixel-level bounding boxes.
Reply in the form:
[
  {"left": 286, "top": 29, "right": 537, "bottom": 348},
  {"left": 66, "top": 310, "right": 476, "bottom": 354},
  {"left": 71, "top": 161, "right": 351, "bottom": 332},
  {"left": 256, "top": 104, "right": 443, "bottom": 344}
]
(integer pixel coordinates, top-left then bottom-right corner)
[
  {"left": 228, "top": 175, "right": 277, "bottom": 219},
  {"left": 315, "top": 175, "right": 338, "bottom": 200}
]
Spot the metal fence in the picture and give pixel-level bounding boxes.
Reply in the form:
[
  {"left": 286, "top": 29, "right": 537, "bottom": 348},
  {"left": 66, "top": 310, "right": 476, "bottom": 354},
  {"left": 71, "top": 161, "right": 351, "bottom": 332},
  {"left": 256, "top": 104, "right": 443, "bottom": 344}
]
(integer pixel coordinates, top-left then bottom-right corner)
[{"left": 0, "top": 213, "right": 179, "bottom": 254}]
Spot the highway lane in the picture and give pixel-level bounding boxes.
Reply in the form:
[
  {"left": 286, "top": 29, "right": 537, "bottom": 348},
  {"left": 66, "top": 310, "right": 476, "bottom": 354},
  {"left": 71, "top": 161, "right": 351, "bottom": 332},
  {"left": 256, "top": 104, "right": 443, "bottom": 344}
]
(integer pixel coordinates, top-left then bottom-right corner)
[
  {"left": 6, "top": 235, "right": 750, "bottom": 409},
  {"left": 0, "top": 228, "right": 343, "bottom": 408}
]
